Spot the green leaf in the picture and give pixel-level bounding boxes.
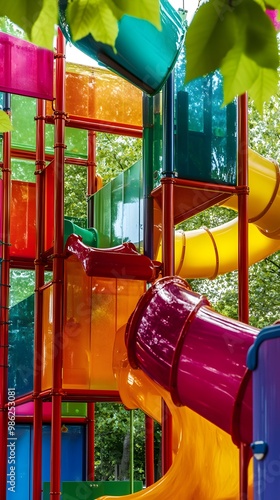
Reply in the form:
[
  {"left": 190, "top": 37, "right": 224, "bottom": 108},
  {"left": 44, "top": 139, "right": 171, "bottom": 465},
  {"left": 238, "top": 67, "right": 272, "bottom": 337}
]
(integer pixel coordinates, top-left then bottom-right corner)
[
  {"left": 112, "top": 0, "right": 161, "bottom": 30},
  {"left": 0, "top": 0, "right": 43, "bottom": 39},
  {"left": 221, "top": 45, "right": 259, "bottom": 104},
  {"left": 185, "top": 0, "right": 237, "bottom": 82},
  {"left": 234, "top": 0, "right": 279, "bottom": 69},
  {"left": 31, "top": 0, "right": 58, "bottom": 49},
  {"left": 0, "top": 110, "right": 13, "bottom": 132},
  {"left": 248, "top": 67, "right": 278, "bottom": 113},
  {"left": 67, "top": 0, "right": 119, "bottom": 49},
  {"left": 264, "top": 0, "right": 280, "bottom": 8}
]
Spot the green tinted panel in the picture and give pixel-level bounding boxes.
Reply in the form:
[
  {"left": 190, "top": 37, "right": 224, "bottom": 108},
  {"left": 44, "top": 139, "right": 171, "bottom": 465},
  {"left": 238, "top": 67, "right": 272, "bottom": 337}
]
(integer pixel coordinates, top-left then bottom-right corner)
[
  {"left": 62, "top": 402, "right": 87, "bottom": 417},
  {"left": 111, "top": 173, "right": 123, "bottom": 246},
  {"left": 11, "top": 94, "right": 36, "bottom": 149},
  {"left": 45, "top": 123, "right": 54, "bottom": 152},
  {"left": 12, "top": 159, "right": 35, "bottom": 182},
  {"left": 43, "top": 481, "right": 142, "bottom": 499},
  {"left": 93, "top": 161, "right": 143, "bottom": 249},
  {"left": 93, "top": 183, "right": 112, "bottom": 247},
  {"left": 123, "top": 160, "right": 142, "bottom": 250},
  {"left": 66, "top": 127, "right": 87, "bottom": 158},
  {"left": 65, "top": 164, "right": 87, "bottom": 219}
]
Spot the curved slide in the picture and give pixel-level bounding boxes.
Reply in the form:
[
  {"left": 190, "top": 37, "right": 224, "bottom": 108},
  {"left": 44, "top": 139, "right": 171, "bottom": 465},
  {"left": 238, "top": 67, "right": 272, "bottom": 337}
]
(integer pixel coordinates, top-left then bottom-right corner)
[
  {"left": 97, "top": 324, "right": 253, "bottom": 500},
  {"left": 156, "top": 149, "right": 280, "bottom": 279},
  {"left": 94, "top": 149, "right": 280, "bottom": 500}
]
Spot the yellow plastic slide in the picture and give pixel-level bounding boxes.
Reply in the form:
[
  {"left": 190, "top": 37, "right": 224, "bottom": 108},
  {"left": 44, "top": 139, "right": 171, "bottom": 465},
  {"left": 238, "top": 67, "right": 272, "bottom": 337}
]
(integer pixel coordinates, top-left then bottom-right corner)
[
  {"left": 97, "top": 149, "right": 280, "bottom": 500},
  {"left": 157, "top": 149, "right": 280, "bottom": 279},
  {"left": 97, "top": 326, "right": 253, "bottom": 500}
]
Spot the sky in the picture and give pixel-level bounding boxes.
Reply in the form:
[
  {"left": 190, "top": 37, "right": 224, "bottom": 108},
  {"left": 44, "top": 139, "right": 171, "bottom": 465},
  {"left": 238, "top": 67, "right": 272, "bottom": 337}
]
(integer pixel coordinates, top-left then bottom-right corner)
[{"left": 66, "top": 0, "right": 198, "bottom": 65}]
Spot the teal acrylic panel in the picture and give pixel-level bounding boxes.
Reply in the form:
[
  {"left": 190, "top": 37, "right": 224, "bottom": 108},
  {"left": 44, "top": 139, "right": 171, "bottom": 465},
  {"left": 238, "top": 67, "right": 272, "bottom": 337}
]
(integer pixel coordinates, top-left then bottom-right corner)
[
  {"left": 174, "top": 48, "right": 237, "bottom": 186},
  {"left": 59, "top": 0, "right": 185, "bottom": 95},
  {"left": 8, "top": 294, "right": 34, "bottom": 397}
]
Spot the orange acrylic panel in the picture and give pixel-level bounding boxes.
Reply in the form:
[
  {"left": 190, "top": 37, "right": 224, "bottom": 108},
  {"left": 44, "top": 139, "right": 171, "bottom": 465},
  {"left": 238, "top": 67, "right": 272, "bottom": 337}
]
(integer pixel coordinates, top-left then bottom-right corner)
[
  {"left": 10, "top": 180, "right": 36, "bottom": 259},
  {"left": 47, "top": 63, "right": 142, "bottom": 126},
  {"left": 63, "top": 257, "right": 92, "bottom": 389},
  {"left": 92, "top": 67, "right": 142, "bottom": 126},
  {"left": 90, "top": 277, "right": 117, "bottom": 390},
  {"left": 41, "top": 285, "right": 53, "bottom": 391},
  {"left": 116, "top": 279, "right": 146, "bottom": 331},
  {"left": 44, "top": 160, "right": 54, "bottom": 252}
]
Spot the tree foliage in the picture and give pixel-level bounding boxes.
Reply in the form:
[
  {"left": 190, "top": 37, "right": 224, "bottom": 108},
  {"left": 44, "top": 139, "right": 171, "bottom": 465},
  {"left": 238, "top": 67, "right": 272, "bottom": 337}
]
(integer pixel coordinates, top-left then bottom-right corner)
[
  {"left": 0, "top": 0, "right": 280, "bottom": 121},
  {"left": 186, "top": 0, "right": 280, "bottom": 112}
]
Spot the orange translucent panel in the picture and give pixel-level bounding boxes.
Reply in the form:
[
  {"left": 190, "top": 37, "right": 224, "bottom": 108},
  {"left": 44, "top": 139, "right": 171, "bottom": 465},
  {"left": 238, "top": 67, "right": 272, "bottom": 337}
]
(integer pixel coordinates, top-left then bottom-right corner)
[
  {"left": 46, "top": 63, "right": 142, "bottom": 126},
  {"left": 41, "top": 285, "right": 53, "bottom": 391},
  {"left": 44, "top": 160, "right": 54, "bottom": 252},
  {"left": 90, "top": 278, "right": 146, "bottom": 390},
  {"left": 10, "top": 181, "right": 36, "bottom": 259},
  {"left": 116, "top": 279, "right": 146, "bottom": 331},
  {"left": 63, "top": 257, "right": 91, "bottom": 389},
  {"left": 90, "top": 277, "right": 117, "bottom": 390},
  {"left": 40, "top": 256, "right": 146, "bottom": 391}
]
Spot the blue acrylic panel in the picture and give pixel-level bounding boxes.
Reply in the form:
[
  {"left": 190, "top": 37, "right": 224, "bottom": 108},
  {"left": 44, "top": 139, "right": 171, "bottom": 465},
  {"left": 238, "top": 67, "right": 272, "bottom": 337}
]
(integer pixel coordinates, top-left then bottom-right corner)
[
  {"left": 41, "top": 425, "right": 86, "bottom": 484},
  {"left": 7, "top": 425, "right": 31, "bottom": 500}
]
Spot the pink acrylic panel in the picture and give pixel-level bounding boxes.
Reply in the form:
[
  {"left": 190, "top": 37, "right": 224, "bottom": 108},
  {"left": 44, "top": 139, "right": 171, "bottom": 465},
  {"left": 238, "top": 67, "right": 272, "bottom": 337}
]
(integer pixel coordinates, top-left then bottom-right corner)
[{"left": 0, "top": 32, "right": 54, "bottom": 100}]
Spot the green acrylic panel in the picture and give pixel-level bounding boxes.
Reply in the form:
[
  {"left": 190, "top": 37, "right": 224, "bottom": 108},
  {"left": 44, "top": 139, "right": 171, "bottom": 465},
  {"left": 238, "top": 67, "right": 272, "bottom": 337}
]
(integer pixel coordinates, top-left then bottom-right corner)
[
  {"left": 111, "top": 173, "right": 124, "bottom": 246},
  {"left": 45, "top": 123, "right": 54, "bottom": 153},
  {"left": 93, "top": 183, "right": 112, "bottom": 247},
  {"left": 65, "top": 163, "right": 88, "bottom": 219},
  {"left": 43, "top": 481, "right": 143, "bottom": 499},
  {"left": 93, "top": 161, "right": 142, "bottom": 250},
  {"left": 65, "top": 127, "right": 87, "bottom": 158},
  {"left": 12, "top": 159, "right": 35, "bottom": 182},
  {"left": 11, "top": 94, "right": 36, "bottom": 149},
  {"left": 61, "top": 402, "right": 87, "bottom": 417},
  {"left": 174, "top": 48, "right": 237, "bottom": 186},
  {"left": 123, "top": 160, "right": 142, "bottom": 251}
]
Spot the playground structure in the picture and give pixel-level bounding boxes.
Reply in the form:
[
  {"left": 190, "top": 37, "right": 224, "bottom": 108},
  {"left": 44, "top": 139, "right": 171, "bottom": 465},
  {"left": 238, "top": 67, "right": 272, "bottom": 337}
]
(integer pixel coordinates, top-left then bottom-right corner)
[{"left": 0, "top": 2, "right": 280, "bottom": 500}]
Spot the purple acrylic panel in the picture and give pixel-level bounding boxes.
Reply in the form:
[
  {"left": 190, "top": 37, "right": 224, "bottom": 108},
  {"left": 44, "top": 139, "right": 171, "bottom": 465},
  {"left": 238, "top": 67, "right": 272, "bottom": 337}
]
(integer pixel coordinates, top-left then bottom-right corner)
[
  {"left": 250, "top": 326, "right": 280, "bottom": 500},
  {"left": 0, "top": 32, "right": 54, "bottom": 100}
]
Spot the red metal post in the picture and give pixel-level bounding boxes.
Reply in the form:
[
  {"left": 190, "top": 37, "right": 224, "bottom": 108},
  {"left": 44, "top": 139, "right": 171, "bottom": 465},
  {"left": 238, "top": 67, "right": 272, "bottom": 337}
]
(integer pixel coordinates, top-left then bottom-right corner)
[
  {"left": 87, "top": 403, "right": 95, "bottom": 480},
  {"left": 87, "top": 130, "right": 96, "bottom": 228},
  {"left": 237, "top": 93, "right": 249, "bottom": 500},
  {"left": 50, "top": 29, "right": 66, "bottom": 500},
  {"left": 161, "top": 74, "right": 175, "bottom": 475},
  {"left": 32, "top": 98, "right": 46, "bottom": 500},
  {"left": 0, "top": 99, "right": 11, "bottom": 500},
  {"left": 145, "top": 415, "right": 154, "bottom": 486}
]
